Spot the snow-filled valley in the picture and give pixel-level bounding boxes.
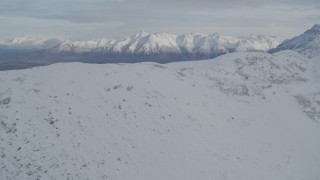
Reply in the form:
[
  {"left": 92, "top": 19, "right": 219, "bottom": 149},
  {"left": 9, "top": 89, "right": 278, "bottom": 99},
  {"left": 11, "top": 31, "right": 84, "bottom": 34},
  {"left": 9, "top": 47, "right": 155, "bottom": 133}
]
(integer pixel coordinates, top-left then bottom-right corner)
[{"left": 1, "top": 49, "right": 320, "bottom": 179}]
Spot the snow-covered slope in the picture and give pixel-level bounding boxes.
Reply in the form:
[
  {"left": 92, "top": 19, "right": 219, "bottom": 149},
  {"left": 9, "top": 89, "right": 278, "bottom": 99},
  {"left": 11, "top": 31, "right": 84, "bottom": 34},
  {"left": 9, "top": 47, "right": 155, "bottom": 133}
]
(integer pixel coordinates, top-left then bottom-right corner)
[
  {"left": 1, "top": 51, "right": 319, "bottom": 180},
  {"left": 270, "top": 24, "right": 320, "bottom": 58}
]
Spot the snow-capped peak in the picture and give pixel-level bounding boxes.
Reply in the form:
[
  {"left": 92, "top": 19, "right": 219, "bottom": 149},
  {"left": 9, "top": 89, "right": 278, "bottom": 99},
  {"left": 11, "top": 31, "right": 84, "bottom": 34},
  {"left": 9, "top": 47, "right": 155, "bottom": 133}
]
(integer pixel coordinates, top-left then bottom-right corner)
[
  {"left": 302, "top": 24, "right": 320, "bottom": 39},
  {"left": 270, "top": 24, "right": 320, "bottom": 58},
  {"left": 310, "top": 24, "right": 320, "bottom": 33},
  {"left": 133, "top": 30, "right": 149, "bottom": 38}
]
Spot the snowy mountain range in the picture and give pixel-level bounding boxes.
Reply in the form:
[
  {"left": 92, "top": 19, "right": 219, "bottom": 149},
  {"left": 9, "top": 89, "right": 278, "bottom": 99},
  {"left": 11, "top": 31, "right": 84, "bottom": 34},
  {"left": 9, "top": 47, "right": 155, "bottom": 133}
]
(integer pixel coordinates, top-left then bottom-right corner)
[
  {"left": 0, "top": 31, "right": 279, "bottom": 70},
  {"left": 1, "top": 31, "right": 278, "bottom": 57},
  {"left": 52, "top": 32, "right": 278, "bottom": 56}
]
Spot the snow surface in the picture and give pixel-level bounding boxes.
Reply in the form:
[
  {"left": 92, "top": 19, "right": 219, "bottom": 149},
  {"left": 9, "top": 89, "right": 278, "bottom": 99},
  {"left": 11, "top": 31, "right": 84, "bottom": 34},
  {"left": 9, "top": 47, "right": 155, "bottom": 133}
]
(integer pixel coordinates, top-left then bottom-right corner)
[{"left": 1, "top": 50, "right": 320, "bottom": 180}]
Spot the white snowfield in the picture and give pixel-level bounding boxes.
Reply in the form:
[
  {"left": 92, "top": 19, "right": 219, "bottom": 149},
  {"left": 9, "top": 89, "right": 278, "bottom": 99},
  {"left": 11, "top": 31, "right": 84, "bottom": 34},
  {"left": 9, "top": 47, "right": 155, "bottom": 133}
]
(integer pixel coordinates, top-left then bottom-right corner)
[{"left": 1, "top": 50, "right": 320, "bottom": 180}]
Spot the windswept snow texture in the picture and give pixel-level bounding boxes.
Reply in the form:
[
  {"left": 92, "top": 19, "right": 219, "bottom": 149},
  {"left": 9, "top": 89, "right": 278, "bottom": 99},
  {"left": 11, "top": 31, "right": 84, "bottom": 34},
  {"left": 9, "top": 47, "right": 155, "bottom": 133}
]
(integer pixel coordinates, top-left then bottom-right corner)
[
  {"left": 1, "top": 51, "right": 320, "bottom": 180},
  {"left": 270, "top": 24, "right": 320, "bottom": 58}
]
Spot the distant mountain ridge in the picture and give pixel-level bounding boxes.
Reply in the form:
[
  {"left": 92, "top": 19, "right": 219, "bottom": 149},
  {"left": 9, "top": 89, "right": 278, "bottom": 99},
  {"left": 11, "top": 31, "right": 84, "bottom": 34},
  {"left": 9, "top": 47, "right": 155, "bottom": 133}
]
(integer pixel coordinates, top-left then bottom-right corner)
[
  {"left": 1, "top": 31, "right": 279, "bottom": 57},
  {"left": 0, "top": 31, "right": 280, "bottom": 70},
  {"left": 49, "top": 31, "right": 279, "bottom": 57},
  {"left": 2, "top": 24, "right": 320, "bottom": 71}
]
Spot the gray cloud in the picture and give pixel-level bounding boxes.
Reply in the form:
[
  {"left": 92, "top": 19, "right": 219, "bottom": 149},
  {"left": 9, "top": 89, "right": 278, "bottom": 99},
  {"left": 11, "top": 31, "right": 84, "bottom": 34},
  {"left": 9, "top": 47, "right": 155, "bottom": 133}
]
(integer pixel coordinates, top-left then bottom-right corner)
[
  {"left": 0, "top": 0, "right": 319, "bottom": 40},
  {"left": 1, "top": 0, "right": 319, "bottom": 22}
]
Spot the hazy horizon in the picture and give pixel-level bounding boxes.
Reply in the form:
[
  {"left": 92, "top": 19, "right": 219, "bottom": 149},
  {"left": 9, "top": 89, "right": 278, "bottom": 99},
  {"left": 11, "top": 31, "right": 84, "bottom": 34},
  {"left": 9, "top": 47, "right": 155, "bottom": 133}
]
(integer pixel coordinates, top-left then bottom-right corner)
[{"left": 1, "top": 0, "right": 320, "bottom": 41}]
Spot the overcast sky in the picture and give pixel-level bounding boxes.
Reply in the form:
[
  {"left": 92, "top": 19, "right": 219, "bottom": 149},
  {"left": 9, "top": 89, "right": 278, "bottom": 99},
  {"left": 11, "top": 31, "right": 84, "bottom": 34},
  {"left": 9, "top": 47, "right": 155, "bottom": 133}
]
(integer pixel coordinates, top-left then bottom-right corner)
[{"left": 0, "top": 0, "right": 319, "bottom": 40}]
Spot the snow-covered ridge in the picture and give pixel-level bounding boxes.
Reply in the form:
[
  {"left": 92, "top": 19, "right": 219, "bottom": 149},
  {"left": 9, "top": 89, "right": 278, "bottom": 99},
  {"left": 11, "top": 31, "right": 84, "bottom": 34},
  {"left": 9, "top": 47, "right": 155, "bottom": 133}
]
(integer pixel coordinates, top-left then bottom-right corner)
[
  {"left": 1, "top": 50, "right": 319, "bottom": 179},
  {"left": 0, "top": 31, "right": 279, "bottom": 57},
  {"left": 270, "top": 24, "right": 320, "bottom": 58}
]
